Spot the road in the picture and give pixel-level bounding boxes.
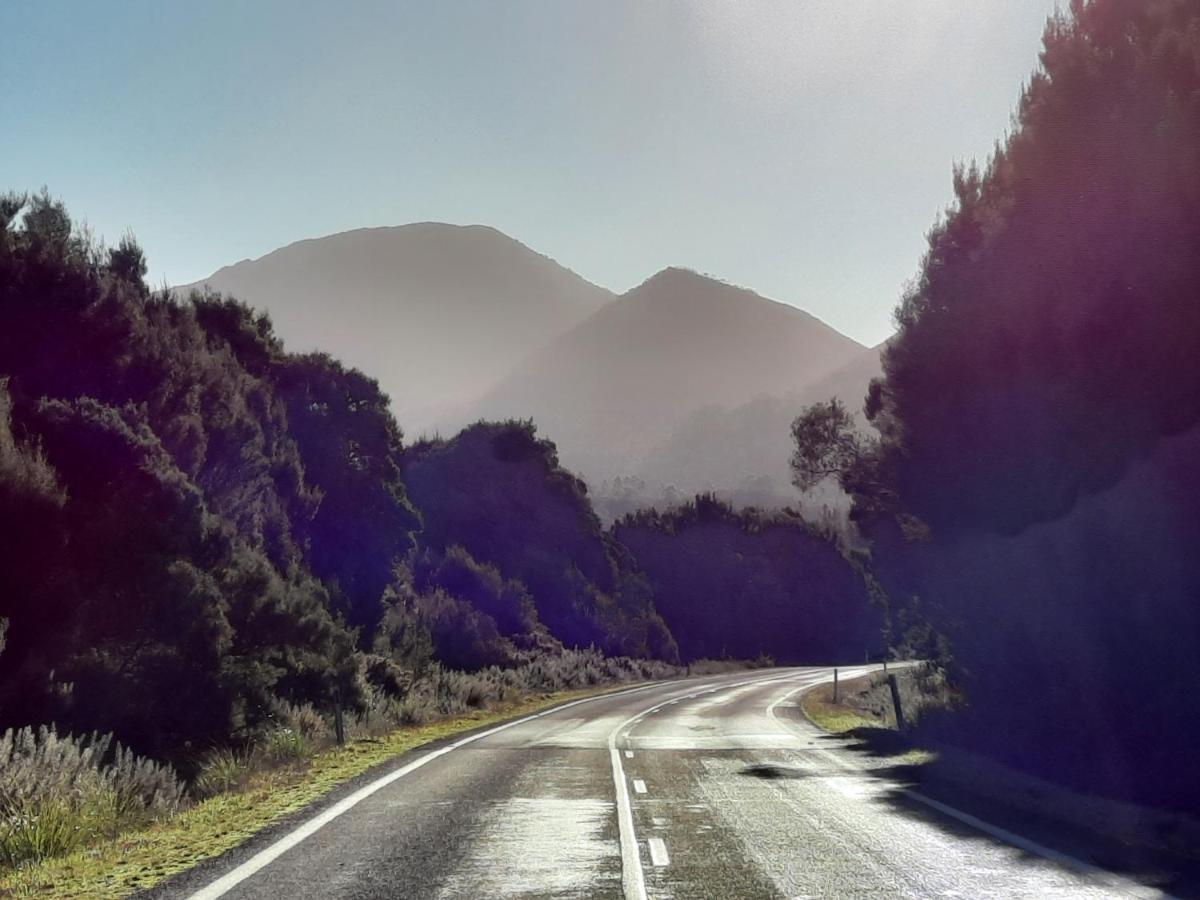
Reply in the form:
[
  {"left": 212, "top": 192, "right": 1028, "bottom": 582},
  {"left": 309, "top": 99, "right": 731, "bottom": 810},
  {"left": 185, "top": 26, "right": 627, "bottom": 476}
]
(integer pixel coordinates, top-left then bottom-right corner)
[{"left": 161, "top": 666, "right": 1169, "bottom": 899}]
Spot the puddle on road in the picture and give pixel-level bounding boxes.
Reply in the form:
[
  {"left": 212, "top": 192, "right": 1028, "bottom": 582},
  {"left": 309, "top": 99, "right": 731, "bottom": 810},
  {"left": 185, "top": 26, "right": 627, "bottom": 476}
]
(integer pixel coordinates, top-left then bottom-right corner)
[{"left": 437, "top": 797, "right": 618, "bottom": 899}]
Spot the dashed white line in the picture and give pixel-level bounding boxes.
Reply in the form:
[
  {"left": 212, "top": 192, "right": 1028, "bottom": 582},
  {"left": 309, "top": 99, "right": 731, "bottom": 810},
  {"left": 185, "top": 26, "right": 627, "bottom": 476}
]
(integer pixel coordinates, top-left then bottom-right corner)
[
  {"left": 632, "top": 779, "right": 647, "bottom": 794},
  {"left": 189, "top": 679, "right": 678, "bottom": 900},
  {"left": 607, "top": 669, "right": 829, "bottom": 899},
  {"left": 624, "top": 749, "right": 634, "bottom": 759},
  {"left": 647, "top": 837, "right": 670, "bottom": 867}
]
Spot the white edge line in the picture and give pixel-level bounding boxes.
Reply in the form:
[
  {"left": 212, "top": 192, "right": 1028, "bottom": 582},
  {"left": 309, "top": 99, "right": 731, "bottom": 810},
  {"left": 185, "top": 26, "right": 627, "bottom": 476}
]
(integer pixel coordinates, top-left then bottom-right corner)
[
  {"left": 195, "top": 667, "right": 828, "bottom": 900},
  {"left": 897, "top": 790, "right": 1169, "bottom": 899},
  {"left": 190, "top": 678, "right": 676, "bottom": 900},
  {"left": 766, "top": 669, "right": 1171, "bottom": 900}
]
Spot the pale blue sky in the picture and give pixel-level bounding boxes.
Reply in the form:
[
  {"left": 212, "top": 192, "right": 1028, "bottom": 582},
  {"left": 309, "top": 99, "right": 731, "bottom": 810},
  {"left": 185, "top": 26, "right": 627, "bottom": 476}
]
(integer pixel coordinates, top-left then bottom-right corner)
[{"left": 2, "top": 1, "right": 1060, "bottom": 345}]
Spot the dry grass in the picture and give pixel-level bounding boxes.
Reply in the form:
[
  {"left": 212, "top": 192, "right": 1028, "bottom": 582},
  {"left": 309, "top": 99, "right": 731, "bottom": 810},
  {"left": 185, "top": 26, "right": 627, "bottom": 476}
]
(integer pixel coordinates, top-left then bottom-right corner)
[
  {"left": 0, "top": 685, "right": 633, "bottom": 899},
  {"left": 801, "top": 664, "right": 959, "bottom": 735},
  {"left": 0, "top": 728, "right": 183, "bottom": 872},
  {"left": 800, "top": 678, "right": 885, "bottom": 733}
]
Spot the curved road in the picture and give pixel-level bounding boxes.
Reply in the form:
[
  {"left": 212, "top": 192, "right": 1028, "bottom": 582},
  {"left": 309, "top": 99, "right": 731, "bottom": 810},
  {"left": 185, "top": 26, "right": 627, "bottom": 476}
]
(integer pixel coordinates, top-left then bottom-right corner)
[{"left": 160, "top": 667, "right": 1168, "bottom": 899}]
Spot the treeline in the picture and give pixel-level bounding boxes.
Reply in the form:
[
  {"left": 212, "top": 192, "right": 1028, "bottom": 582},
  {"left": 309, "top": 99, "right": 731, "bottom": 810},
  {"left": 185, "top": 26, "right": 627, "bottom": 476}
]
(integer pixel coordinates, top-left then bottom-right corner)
[
  {"left": 0, "top": 192, "right": 879, "bottom": 771},
  {"left": 615, "top": 495, "right": 882, "bottom": 663},
  {"left": 795, "top": 0, "right": 1200, "bottom": 810}
]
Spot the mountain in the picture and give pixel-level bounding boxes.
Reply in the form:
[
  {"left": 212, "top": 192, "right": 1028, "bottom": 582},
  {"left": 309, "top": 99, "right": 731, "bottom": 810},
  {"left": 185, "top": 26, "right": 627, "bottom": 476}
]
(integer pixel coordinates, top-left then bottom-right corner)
[
  {"left": 471, "top": 267, "right": 865, "bottom": 487},
  {"left": 177, "top": 223, "right": 613, "bottom": 434}
]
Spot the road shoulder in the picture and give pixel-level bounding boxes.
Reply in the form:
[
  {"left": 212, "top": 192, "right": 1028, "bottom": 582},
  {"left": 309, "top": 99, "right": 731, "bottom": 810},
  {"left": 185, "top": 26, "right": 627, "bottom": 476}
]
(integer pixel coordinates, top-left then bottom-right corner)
[{"left": 794, "top": 672, "right": 1200, "bottom": 897}]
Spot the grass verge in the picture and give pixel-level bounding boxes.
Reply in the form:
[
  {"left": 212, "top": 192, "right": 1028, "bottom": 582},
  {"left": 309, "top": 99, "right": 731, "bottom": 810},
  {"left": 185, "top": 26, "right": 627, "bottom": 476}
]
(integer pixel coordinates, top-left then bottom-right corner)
[
  {"left": 0, "top": 685, "right": 626, "bottom": 899},
  {"left": 799, "top": 674, "right": 886, "bottom": 734}
]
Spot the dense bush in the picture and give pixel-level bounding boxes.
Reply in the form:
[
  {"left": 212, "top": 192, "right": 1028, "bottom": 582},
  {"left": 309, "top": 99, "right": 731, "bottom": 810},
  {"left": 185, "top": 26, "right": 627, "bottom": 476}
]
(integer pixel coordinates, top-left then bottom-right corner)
[
  {"left": 403, "top": 421, "right": 678, "bottom": 661},
  {"left": 0, "top": 192, "right": 413, "bottom": 762},
  {"left": 415, "top": 545, "right": 538, "bottom": 638},
  {"left": 831, "top": 0, "right": 1200, "bottom": 809},
  {"left": 614, "top": 494, "right": 883, "bottom": 663}
]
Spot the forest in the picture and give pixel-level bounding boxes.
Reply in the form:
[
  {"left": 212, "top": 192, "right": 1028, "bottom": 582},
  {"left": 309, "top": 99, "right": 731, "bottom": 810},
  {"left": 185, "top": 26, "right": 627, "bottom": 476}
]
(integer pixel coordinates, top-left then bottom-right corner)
[
  {"left": 792, "top": 0, "right": 1200, "bottom": 811},
  {"left": 0, "top": 191, "right": 875, "bottom": 787}
]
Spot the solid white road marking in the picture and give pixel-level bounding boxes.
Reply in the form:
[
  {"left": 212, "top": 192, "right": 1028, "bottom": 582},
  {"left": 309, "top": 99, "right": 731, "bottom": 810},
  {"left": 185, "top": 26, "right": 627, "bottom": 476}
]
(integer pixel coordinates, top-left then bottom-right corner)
[
  {"left": 895, "top": 789, "right": 1167, "bottom": 899},
  {"left": 767, "top": 669, "right": 1169, "bottom": 900},
  {"left": 632, "top": 779, "right": 647, "bottom": 794},
  {"left": 647, "top": 837, "right": 670, "bottom": 867},
  {"left": 189, "top": 679, "right": 678, "bottom": 900}
]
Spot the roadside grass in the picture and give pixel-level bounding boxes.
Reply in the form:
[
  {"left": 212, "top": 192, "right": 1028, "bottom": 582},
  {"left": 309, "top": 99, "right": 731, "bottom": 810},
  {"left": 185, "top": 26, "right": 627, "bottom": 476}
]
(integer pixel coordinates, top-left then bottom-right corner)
[
  {"left": 800, "top": 669, "right": 946, "bottom": 769},
  {"left": 800, "top": 664, "right": 959, "bottom": 737},
  {"left": 800, "top": 677, "right": 884, "bottom": 733},
  {"left": 0, "top": 685, "right": 628, "bottom": 899}
]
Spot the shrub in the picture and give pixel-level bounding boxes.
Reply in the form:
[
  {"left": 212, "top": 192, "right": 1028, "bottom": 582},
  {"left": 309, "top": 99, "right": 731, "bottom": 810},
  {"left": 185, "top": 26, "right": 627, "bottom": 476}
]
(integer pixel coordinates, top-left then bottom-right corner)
[
  {"left": 0, "top": 726, "right": 183, "bottom": 868},
  {"left": 191, "top": 747, "right": 248, "bottom": 800},
  {"left": 416, "top": 590, "right": 514, "bottom": 672},
  {"left": 258, "top": 728, "right": 310, "bottom": 766}
]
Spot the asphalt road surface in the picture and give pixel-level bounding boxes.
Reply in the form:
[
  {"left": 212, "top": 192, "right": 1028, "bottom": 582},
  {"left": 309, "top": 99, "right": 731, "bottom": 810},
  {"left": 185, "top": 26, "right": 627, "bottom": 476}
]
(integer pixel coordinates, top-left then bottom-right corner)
[{"left": 161, "top": 666, "right": 1172, "bottom": 899}]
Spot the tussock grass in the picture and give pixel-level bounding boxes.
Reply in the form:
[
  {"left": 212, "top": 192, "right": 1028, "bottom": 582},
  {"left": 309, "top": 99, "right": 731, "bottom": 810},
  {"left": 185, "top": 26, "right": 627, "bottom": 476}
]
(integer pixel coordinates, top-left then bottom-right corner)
[
  {"left": 0, "top": 677, "right": 668, "bottom": 898},
  {"left": 800, "top": 680, "right": 883, "bottom": 733},
  {"left": 0, "top": 727, "right": 184, "bottom": 872},
  {"left": 0, "top": 649, "right": 740, "bottom": 897}
]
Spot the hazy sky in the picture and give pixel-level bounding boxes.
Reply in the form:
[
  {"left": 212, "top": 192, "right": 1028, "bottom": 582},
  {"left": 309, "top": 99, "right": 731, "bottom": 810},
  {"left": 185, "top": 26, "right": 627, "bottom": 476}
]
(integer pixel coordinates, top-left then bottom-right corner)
[{"left": 3, "top": 1, "right": 1060, "bottom": 346}]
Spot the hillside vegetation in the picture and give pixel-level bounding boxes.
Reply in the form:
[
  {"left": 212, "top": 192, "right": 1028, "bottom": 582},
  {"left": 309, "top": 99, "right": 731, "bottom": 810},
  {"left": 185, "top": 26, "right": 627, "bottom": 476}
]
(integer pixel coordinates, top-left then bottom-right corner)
[
  {"left": 794, "top": 0, "right": 1200, "bottom": 811},
  {"left": 0, "top": 196, "right": 674, "bottom": 772},
  {"left": 0, "top": 191, "right": 878, "bottom": 826},
  {"left": 614, "top": 495, "right": 883, "bottom": 663}
]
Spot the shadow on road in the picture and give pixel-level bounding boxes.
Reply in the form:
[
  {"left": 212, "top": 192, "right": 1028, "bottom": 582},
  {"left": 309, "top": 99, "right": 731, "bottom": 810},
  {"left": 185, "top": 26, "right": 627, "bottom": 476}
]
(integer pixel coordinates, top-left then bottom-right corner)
[
  {"left": 814, "top": 726, "right": 1200, "bottom": 898},
  {"left": 738, "top": 763, "right": 808, "bottom": 780}
]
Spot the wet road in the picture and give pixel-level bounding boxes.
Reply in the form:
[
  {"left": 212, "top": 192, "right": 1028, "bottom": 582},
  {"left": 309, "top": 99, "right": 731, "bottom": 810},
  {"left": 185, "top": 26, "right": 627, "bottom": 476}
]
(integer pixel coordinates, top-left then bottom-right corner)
[{"left": 163, "top": 666, "right": 1168, "bottom": 899}]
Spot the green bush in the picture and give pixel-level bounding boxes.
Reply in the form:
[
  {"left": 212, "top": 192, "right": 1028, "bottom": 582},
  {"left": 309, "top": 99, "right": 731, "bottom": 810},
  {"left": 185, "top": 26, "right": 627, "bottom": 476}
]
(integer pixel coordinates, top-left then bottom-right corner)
[
  {"left": 258, "top": 728, "right": 310, "bottom": 766},
  {"left": 191, "top": 747, "right": 248, "bottom": 800}
]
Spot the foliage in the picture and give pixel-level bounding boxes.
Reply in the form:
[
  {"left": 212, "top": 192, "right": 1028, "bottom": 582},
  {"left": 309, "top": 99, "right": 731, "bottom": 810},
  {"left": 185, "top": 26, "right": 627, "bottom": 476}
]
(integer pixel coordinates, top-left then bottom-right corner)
[
  {"left": 872, "top": 0, "right": 1200, "bottom": 535},
  {"left": 0, "top": 726, "right": 183, "bottom": 868},
  {"left": 415, "top": 545, "right": 538, "bottom": 638},
  {"left": 403, "top": 421, "right": 677, "bottom": 660},
  {"left": 789, "top": 399, "right": 867, "bottom": 493},
  {"left": 614, "top": 495, "right": 883, "bottom": 663},
  {"left": 0, "top": 194, "right": 416, "bottom": 764},
  {"left": 851, "top": 0, "right": 1200, "bottom": 809}
]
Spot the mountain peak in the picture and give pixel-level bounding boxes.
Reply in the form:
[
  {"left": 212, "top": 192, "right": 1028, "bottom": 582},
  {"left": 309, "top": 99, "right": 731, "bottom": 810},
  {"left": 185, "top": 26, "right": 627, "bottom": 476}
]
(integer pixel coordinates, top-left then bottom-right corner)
[
  {"left": 474, "top": 266, "right": 868, "bottom": 485},
  {"left": 634, "top": 267, "right": 730, "bottom": 293},
  {"left": 177, "top": 225, "right": 614, "bottom": 432}
]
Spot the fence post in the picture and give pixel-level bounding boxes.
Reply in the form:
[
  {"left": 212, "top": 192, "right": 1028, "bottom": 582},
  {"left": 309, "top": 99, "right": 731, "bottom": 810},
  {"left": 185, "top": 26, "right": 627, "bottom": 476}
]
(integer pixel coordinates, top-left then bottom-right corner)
[
  {"left": 833, "top": 667, "right": 839, "bottom": 703},
  {"left": 887, "top": 673, "right": 905, "bottom": 732},
  {"left": 333, "top": 693, "right": 346, "bottom": 746}
]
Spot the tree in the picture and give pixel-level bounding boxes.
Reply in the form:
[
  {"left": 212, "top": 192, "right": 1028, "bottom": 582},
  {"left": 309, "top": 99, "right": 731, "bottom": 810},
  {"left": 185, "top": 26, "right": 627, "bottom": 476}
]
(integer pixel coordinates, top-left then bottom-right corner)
[{"left": 789, "top": 399, "right": 863, "bottom": 493}]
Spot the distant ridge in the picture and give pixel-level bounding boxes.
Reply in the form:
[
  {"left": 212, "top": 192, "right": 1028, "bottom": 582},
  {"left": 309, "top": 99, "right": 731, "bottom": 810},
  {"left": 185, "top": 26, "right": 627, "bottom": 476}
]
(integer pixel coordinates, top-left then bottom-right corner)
[
  {"left": 471, "top": 266, "right": 865, "bottom": 484},
  {"left": 177, "top": 223, "right": 613, "bottom": 433}
]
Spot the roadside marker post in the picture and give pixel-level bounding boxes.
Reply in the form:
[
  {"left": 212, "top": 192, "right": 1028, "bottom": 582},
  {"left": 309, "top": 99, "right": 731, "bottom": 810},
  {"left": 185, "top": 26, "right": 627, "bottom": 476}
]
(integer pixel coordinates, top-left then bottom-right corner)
[
  {"left": 887, "top": 672, "right": 905, "bottom": 732},
  {"left": 832, "top": 667, "right": 839, "bottom": 703}
]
